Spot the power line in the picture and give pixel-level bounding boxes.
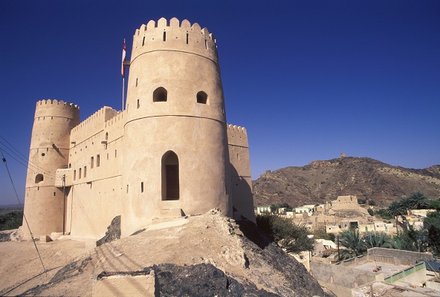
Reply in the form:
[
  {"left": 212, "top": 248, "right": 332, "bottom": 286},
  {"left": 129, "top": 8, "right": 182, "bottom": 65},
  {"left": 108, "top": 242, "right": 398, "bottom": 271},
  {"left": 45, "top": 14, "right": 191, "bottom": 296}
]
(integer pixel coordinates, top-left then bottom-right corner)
[
  {"left": 0, "top": 136, "right": 51, "bottom": 175},
  {"left": 0, "top": 149, "right": 46, "bottom": 273}
]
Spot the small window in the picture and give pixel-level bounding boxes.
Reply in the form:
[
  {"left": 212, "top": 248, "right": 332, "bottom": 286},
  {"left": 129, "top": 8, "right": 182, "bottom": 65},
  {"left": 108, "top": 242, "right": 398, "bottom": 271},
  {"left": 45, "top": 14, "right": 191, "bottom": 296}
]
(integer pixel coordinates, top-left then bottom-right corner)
[
  {"left": 84, "top": 166, "right": 87, "bottom": 178},
  {"left": 97, "top": 154, "right": 100, "bottom": 167},
  {"left": 91, "top": 156, "right": 94, "bottom": 168},
  {"left": 68, "top": 163, "right": 71, "bottom": 168},
  {"left": 35, "top": 174, "right": 44, "bottom": 183},
  {"left": 163, "top": 31, "right": 166, "bottom": 41},
  {"left": 126, "top": 184, "right": 129, "bottom": 193},
  {"left": 141, "top": 182, "right": 144, "bottom": 193},
  {"left": 196, "top": 91, "right": 208, "bottom": 104},
  {"left": 74, "top": 170, "right": 76, "bottom": 180},
  {"left": 135, "top": 78, "right": 138, "bottom": 87},
  {"left": 137, "top": 99, "right": 140, "bottom": 109},
  {"left": 105, "top": 132, "right": 108, "bottom": 141},
  {"left": 142, "top": 36, "right": 145, "bottom": 46},
  {"left": 153, "top": 87, "right": 167, "bottom": 102},
  {"left": 53, "top": 192, "right": 56, "bottom": 197},
  {"left": 79, "top": 168, "right": 82, "bottom": 179},
  {"left": 186, "top": 33, "right": 189, "bottom": 44}
]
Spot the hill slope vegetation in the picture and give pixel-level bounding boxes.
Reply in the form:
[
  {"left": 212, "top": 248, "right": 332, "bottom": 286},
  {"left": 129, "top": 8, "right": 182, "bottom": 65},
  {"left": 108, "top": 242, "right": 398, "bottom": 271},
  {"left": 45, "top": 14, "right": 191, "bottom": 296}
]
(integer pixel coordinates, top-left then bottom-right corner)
[{"left": 253, "top": 157, "right": 440, "bottom": 207}]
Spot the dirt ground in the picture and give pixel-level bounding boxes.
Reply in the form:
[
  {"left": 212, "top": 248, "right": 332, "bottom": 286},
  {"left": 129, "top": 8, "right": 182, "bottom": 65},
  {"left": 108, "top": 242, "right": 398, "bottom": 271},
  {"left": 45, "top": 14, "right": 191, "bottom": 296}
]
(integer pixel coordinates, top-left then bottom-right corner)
[{"left": 0, "top": 210, "right": 326, "bottom": 296}]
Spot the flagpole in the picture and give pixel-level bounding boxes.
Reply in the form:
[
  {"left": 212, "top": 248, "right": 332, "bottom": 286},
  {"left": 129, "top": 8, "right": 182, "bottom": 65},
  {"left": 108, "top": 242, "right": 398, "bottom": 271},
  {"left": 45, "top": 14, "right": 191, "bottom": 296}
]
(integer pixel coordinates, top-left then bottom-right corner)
[
  {"left": 122, "top": 76, "right": 125, "bottom": 111},
  {"left": 121, "top": 38, "right": 127, "bottom": 111}
]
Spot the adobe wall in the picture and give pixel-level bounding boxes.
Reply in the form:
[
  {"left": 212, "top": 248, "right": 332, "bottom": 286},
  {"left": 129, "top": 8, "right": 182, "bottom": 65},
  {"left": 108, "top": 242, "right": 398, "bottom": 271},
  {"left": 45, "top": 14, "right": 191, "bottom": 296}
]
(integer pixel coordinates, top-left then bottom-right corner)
[
  {"left": 227, "top": 124, "right": 255, "bottom": 222},
  {"left": 23, "top": 99, "right": 79, "bottom": 238},
  {"left": 65, "top": 108, "right": 125, "bottom": 238},
  {"left": 121, "top": 17, "right": 230, "bottom": 236},
  {"left": 310, "top": 261, "right": 378, "bottom": 297},
  {"left": 367, "top": 248, "right": 433, "bottom": 266},
  {"left": 329, "top": 195, "right": 360, "bottom": 211}
]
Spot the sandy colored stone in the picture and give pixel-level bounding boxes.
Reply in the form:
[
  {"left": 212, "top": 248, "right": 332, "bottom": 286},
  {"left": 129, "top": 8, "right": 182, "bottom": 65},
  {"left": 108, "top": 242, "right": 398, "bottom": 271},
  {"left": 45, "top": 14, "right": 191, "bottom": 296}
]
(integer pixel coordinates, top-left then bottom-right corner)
[{"left": 22, "top": 17, "right": 255, "bottom": 240}]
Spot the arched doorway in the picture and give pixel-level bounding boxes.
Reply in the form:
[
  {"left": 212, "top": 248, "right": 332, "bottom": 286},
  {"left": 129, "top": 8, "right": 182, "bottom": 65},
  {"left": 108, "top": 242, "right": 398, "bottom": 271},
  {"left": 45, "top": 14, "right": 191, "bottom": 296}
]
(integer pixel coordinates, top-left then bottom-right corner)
[{"left": 162, "top": 151, "right": 179, "bottom": 200}]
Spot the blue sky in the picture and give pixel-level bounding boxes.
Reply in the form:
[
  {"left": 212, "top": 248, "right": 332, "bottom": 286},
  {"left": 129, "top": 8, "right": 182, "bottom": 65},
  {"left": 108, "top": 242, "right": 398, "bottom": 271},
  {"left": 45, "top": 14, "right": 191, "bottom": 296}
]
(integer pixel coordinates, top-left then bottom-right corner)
[{"left": 0, "top": 0, "right": 439, "bottom": 205}]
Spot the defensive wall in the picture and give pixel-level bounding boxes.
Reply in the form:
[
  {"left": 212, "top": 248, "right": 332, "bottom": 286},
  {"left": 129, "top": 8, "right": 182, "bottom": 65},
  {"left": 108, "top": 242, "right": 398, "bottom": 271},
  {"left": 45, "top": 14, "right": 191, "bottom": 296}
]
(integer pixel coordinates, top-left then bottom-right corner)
[{"left": 227, "top": 124, "right": 255, "bottom": 222}]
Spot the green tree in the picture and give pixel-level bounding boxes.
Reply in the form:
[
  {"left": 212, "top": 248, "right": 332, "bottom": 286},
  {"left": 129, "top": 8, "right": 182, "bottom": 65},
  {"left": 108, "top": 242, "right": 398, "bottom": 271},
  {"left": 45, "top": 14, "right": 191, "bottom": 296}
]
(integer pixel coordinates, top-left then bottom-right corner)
[
  {"left": 424, "top": 210, "right": 440, "bottom": 255},
  {"left": 313, "top": 227, "right": 335, "bottom": 241},
  {"left": 338, "top": 230, "right": 366, "bottom": 259},
  {"left": 390, "top": 226, "right": 428, "bottom": 252},
  {"left": 362, "top": 232, "right": 392, "bottom": 249},
  {"left": 256, "top": 215, "right": 314, "bottom": 253},
  {"left": 388, "top": 192, "right": 430, "bottom": 217}
]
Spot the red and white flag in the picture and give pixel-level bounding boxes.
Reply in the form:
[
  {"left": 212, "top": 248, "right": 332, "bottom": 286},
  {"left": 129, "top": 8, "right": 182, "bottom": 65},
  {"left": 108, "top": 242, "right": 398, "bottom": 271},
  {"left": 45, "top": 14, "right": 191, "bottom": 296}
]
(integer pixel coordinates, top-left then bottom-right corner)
[{"left": 121, "top": 39, "right": 126, "bottom": 77}]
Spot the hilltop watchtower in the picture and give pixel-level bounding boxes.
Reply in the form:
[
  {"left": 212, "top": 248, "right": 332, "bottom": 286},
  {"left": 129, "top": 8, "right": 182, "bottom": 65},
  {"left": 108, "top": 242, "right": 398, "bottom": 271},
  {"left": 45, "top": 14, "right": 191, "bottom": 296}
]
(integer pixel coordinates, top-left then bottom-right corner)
[{"left": 122, "top": 17, "right": 231, "bottom": 232}]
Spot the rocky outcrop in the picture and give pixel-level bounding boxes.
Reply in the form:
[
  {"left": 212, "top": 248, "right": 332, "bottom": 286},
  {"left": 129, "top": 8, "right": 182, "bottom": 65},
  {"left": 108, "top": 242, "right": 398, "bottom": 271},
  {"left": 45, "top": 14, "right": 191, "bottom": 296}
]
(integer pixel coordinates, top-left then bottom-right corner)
[
  {"left": 152, "top": 263, "right": 278, "bottom": 296},
  {"left": 0, "top": 211, "right": 329, "bottom": 296},
  {"left": 96, "top": 215, "right": 121, "bottom": 246}
]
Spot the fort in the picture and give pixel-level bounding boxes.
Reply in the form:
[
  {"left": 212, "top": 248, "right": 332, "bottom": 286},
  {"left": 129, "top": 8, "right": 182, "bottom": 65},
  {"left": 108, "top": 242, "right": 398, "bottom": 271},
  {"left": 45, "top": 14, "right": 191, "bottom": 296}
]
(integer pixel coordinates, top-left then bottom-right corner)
[{"left": 22, "top": 17, "right": 255, "bottom": 239}]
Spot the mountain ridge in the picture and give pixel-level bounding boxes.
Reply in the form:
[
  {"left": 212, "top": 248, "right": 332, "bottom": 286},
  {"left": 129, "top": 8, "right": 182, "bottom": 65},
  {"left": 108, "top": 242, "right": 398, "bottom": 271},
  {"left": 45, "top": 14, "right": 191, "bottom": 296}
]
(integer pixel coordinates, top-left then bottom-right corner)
[{"left": 253, "top": 157, "right": 440, "bottom": 207}]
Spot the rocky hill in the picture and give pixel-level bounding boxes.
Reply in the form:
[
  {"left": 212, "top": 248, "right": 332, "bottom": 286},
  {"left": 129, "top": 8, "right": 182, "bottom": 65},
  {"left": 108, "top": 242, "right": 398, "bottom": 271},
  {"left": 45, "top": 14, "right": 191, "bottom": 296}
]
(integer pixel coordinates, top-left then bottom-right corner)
[{"left": 253, "top": 157, "right": 440, "bottom": 207}]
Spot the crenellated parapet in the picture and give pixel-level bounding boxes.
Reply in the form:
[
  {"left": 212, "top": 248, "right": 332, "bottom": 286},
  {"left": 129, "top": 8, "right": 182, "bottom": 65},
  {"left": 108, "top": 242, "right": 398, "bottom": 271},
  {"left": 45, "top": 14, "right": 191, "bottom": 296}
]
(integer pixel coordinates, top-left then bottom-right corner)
[
  {"left": 70, "top": 106, "right": 118, "bottom": 146},
  {"left": 227, "top": 124, "right": 249, "bottom": 148},
  {"left": 131, "top": 17, "right": 218, "bottom": 63},
  {"left": 35, "top": 99, "right": 80, "bottom": 120}
]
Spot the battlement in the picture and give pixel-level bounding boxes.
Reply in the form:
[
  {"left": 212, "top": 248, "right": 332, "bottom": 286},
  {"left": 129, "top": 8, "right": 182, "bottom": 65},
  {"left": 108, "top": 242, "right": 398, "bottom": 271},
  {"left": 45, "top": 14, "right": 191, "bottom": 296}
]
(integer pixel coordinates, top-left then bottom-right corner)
[
  {"left": 36, "top": 99, "right": 79, "bottom": 109},
  {"left": 70, "top": 106, "right": 118, "bottom": 145},
  {"left": 227, "top": 124, "right": 248, "bottom": 147},
  {"left": 35, "top": 99, "right": 80, "bottom": 119},
  {"left": 131, "top": 17, "right": 218, "bottom": 63},
  {"left": 104, "top": 110, "right": 125, "bottom": 128}
]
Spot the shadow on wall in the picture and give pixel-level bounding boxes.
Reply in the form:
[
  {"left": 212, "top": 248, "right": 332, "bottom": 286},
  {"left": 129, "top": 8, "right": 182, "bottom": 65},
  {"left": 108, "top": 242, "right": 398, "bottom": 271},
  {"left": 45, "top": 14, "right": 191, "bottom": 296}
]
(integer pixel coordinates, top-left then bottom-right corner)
[{"left": 229, "top": 163, "right": 254, "bottom": 222}]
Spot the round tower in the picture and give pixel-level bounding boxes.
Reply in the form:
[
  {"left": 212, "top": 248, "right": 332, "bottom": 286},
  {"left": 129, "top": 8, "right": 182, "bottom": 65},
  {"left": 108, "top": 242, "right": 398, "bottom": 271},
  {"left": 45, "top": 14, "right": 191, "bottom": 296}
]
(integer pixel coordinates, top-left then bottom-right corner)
[
  {"left": 23, "top": 99, "right": 80, "bottom": 238},
  {"left": 122, "top": 17, "right": 231, "bottom": 234}
]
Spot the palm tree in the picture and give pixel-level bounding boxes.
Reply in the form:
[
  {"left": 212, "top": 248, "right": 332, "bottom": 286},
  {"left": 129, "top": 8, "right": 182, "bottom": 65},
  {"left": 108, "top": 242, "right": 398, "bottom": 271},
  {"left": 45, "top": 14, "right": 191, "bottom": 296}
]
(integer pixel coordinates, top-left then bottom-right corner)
[
  {"left": 338, "top": 230, "right": 366, "bottom": 259},
  {"left": 363, "top": 232, "right": 392, "bottom": 249}
]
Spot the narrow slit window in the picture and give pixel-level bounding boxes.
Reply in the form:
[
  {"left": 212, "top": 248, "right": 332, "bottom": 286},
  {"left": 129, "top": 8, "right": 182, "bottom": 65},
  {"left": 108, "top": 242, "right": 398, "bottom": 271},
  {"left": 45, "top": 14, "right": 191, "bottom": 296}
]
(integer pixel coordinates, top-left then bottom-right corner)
[
  {"left": 204, "top": 39, "right": 207, "bottom": 49},
  {"left": 137, "top": 99, "right": 140, "bottom": 109},
  {"left": 135, "top": 78, "right": 138, "bottom": 87},
  {"left": 186, "top": 33, "right": 189, "bottom": 44},
  {"left": 79, "top": 168, "right": 82, "bottom": 179},
  {"left": 84, "top": 166, "right": 87, "bottom": 178},
  {"left": 74, "top": 170, "right": 76, "bottom": 180},
  {"left": 196, "top": 91, "right": 208, "bottom": 104},
  {"left": 97, "top": 154, "right": 100, "bottom": 167},
  {"left": 163, "top": 31, "right": 166, "bottom": 41},
  {"left": 142, "top": 36, "right": 145, "bottom": 46},
  {"left": 141, "top": 182, "right": 144, "bottom": 193},
  {"left": 115, "top": 150, "right": 118, "bottom": 158},
  {"left": 91, "top": 156, "right": 94, "bottom": 168}
]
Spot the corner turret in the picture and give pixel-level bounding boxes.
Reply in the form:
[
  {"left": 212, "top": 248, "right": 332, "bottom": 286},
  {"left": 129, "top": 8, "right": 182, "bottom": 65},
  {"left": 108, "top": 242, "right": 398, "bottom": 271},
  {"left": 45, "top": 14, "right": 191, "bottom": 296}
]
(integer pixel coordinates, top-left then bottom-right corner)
[{"left": 22, "top": 99, "right": 80, "bottom": 238}]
